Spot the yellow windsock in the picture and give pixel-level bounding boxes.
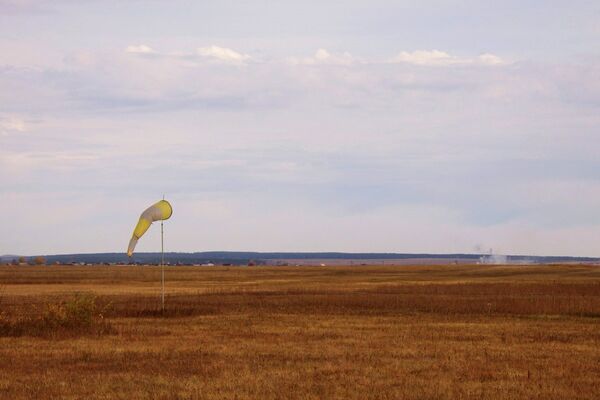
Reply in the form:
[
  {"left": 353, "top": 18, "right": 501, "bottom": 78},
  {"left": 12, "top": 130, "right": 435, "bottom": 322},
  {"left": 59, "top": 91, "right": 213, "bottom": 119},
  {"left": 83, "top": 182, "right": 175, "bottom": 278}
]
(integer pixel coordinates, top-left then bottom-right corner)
[{"left": 127, "top": 200, "right": 173, "bottom": 257}]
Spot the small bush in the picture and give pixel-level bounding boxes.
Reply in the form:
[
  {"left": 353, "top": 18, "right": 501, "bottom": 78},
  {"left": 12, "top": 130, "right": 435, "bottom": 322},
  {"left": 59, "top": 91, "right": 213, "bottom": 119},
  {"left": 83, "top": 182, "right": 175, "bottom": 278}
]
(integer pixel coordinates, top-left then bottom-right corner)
[
  {"left": 0, "top": 293, "right": 113, "bottom": 338},
  {"left": 33, "top": 256, "right": 46, "bottom": 265}
]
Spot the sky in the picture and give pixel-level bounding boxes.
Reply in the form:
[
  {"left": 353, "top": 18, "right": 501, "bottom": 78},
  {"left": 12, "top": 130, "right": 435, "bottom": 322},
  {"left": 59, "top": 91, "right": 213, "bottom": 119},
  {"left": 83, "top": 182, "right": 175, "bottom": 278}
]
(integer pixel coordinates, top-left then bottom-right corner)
[{"left": 1, "top": 0, "right": 600, "bottom": 256}]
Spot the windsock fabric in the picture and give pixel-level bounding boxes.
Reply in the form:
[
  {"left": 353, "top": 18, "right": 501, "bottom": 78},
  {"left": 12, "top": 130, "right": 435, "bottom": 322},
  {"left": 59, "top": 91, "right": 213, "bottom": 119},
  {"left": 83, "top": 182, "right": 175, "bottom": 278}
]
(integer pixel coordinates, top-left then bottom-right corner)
[{"left": 127, "top": 200, "right": 173, "bottom": 256}]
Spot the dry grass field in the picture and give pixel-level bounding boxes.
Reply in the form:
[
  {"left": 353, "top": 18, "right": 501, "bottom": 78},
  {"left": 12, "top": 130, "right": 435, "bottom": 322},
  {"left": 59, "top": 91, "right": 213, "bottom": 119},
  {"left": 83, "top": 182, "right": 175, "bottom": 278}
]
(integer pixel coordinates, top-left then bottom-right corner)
[{"left": 1, "top": 264, "right": 599, "bottom": 399}]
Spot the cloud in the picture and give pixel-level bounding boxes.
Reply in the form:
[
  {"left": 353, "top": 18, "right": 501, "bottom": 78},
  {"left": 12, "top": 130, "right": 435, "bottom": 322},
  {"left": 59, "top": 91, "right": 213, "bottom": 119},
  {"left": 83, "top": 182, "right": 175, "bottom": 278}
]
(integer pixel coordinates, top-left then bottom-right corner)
[
  {"left": 0, "top": 114, "right": 26, "bottom": 136},
  {"left": 125, "top": 44, "right": 156, "bottom": 55},
  {"left": 288, "top": 48, "right": 357, "bottom": 66},
  {"left": 196, "top": 46, "right": 250, "bottom": 65},
  {"left": 125, "top": 44, "right": 251, "bottom": 65},
  {"left": 477, "top": 53, "right": 504, "bottom": 66},
  {"left": 390, "top": 50, "right": 505, "bottom": 66},
  {"left": 122, "top": 46, "right": 505, "bottom": 71}
]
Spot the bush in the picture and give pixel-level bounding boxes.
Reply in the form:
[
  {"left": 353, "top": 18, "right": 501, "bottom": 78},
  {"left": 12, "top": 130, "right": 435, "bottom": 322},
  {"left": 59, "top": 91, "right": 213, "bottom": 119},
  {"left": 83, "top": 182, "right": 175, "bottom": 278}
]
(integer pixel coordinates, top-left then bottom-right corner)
[
  {"left": 44, "top": 293, "right": 96, "bottom": 328},
  {"left": 0, "top": 293, "right": 113, "bottom": 338},
  {"left": 33, "top": 256, "right": 46, "bottom": 265}
]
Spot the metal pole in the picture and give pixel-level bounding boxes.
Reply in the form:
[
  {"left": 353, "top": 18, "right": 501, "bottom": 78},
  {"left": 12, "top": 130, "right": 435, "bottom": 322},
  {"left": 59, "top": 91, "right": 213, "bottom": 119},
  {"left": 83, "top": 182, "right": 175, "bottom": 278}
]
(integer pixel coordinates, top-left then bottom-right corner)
[{"left": 161, "top": 220, "right": 164, "bottom": 312}]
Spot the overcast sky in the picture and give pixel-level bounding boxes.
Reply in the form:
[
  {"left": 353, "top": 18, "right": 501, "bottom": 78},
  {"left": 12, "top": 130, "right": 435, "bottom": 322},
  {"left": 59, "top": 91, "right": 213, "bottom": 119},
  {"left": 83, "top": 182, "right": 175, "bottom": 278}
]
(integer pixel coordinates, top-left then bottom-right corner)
[{"left": 1, "top": 1, "right": 600, "bottom": 256}]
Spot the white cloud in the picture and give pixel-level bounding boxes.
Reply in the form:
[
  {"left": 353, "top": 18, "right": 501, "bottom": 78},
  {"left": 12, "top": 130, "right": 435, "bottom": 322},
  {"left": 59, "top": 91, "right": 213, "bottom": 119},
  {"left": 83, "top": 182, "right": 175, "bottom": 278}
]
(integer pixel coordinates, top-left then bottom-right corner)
[
  {"left": 0, "top": 115, "right": 26, "bottom": 136},
  {"left": 196, "top": 46, "right": 250, "bottom": 65},
  {"left": 390, "top": 50, "right": 505, "bottom": 66},
  {"left": 125, "top": 44, "right": 156, "bottom": 55},
  {"left": 288, "top": 48, "right": 356, "bottom": 66},
  {"left": 124, "top": 44, "right": 251, "bottom": 65},
  {"left": 123, "top": 46, "right": 502, "bottom": 70},
  {"left": 477, "top": 53, "right": 504, "bottom": 66},
  {"left": 391, "top": 50, "right": 455, "bottom": 66}
]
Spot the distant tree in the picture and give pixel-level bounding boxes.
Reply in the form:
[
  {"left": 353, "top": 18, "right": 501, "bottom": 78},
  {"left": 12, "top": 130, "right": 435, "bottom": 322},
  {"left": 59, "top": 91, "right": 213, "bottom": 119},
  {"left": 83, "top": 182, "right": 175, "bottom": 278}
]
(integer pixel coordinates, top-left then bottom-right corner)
[
  {"left": 33, "top": 256, "right": 46, "bottom": 265},
  {"left": 18, "top": 256, "right": 26, "bottom": 264}
]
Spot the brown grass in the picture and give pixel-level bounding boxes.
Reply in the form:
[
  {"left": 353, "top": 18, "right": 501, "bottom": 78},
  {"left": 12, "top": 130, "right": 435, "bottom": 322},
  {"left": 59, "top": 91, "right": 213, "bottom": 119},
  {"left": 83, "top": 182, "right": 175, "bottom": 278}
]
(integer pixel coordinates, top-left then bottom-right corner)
[{"left": 1, "top": 264, "right": 599, "bottom": 399}]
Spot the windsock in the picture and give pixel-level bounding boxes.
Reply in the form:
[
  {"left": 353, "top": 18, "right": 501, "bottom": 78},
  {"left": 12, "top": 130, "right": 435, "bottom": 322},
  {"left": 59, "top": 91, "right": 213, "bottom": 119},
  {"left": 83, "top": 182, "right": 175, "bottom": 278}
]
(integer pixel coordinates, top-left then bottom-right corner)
[{"left": 127, "top": 200, "right": 173, "bottom": 257}]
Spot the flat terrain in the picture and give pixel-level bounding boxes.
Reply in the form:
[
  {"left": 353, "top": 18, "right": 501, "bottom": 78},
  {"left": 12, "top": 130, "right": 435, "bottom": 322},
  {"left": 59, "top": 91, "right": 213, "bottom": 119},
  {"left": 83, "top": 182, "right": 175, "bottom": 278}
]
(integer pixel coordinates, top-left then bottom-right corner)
[{"left": 1, "top": 264, "right": 600, "bottom": 399}]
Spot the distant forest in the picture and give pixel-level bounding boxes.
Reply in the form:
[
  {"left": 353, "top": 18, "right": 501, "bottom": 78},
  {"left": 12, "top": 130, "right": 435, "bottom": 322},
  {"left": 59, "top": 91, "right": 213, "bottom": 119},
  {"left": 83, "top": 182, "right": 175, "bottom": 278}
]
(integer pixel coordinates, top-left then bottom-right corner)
[{"left": 3, "top": 252, "right": 598, "bottom": 266}]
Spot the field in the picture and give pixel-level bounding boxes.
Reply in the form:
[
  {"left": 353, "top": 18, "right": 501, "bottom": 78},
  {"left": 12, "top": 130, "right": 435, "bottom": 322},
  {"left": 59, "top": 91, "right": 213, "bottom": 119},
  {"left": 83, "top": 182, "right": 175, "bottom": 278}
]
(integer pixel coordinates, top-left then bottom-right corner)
[{"left": 1, "top": 264, "right": 600, "bottom": 399}]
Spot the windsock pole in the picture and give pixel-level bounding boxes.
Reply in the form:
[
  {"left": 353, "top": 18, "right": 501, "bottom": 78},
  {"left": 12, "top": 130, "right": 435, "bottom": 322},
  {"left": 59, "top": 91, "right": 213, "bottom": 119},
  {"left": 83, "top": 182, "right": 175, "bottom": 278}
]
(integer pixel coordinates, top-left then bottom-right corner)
[{"left": 161, "top": 219, "right": 164, "bottom": 312}]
